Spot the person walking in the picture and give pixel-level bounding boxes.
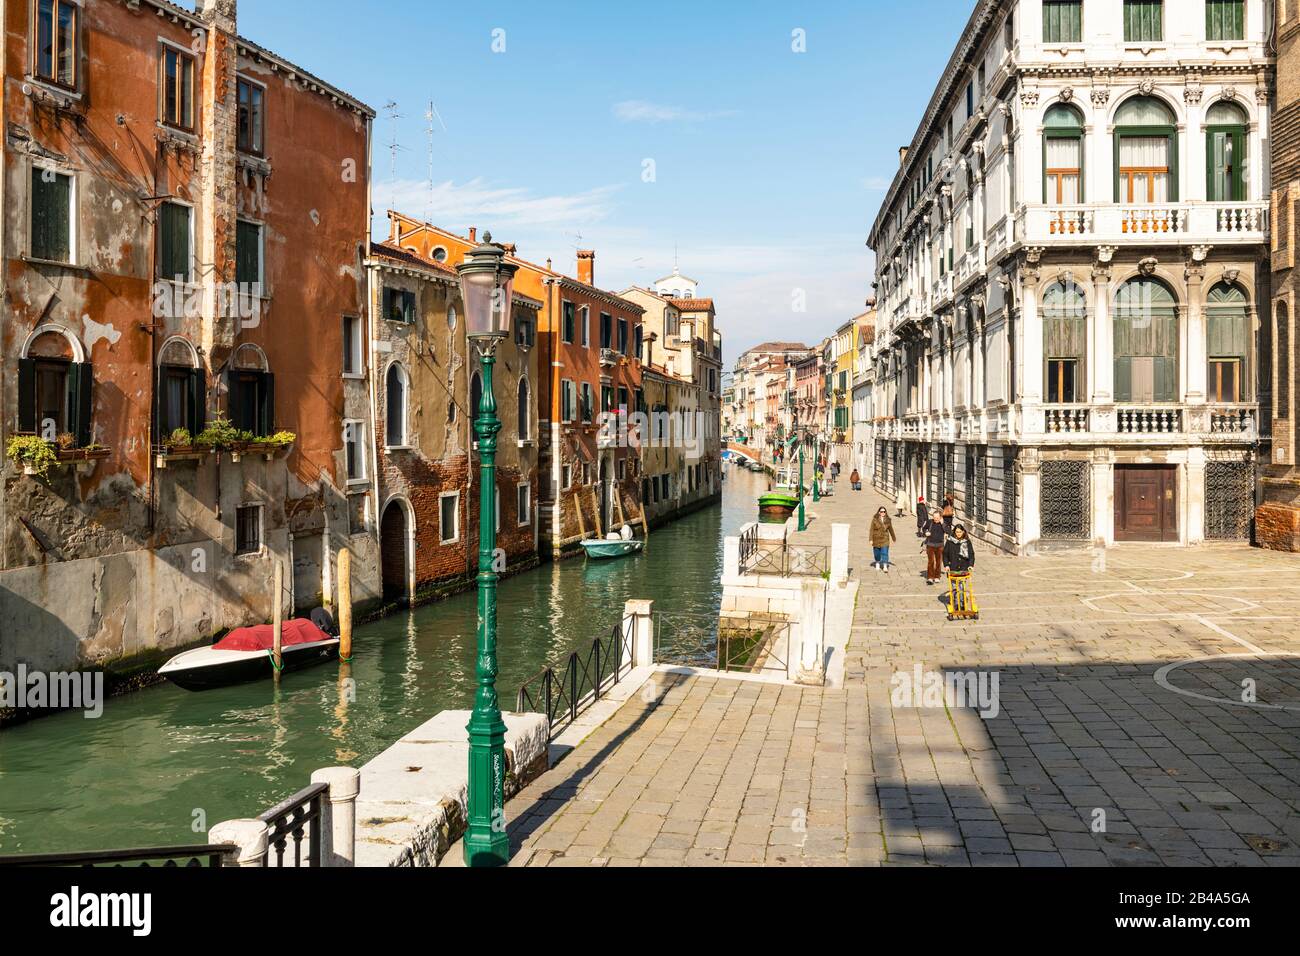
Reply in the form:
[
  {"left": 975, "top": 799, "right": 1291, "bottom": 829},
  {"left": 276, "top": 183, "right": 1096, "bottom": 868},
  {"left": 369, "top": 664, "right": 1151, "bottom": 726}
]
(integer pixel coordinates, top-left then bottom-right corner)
[
  {"left": 942, "top": 494, "right": 955, "bottom": 534},
  {"left": 895, "top": 484, "right": 908, "bottom": 517},
  {"left": 870, "top": 507, "right": 896, "bottom": 572},
  {"left": 915, "top": 495, "right": 929, "bottom": 537},
  {"left": 923, "top": 513, "right": 946, "bottom": 585},
  {"left": 850, "top": 467, "right": 861, "bottom": 491},
  {"left": 943, "top": 523, "right": 977, "bottom": 615}
]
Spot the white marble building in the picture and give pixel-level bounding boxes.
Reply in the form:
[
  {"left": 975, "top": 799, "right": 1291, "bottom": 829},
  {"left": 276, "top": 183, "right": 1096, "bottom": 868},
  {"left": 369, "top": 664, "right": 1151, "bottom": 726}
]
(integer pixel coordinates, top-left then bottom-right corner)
[{"left": 866, "top": 0, "right": 1271, "bottom": 550}]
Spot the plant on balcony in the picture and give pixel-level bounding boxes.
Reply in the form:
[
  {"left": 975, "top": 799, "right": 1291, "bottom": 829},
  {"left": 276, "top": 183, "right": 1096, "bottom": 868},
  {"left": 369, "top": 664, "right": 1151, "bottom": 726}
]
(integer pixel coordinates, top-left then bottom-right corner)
[
  {"left": 195, "top": 416, "right": 241, "bottom": 451},
  {"left": 254, "top": 430, "right": 296, "bottom": 450},
  {"left": 6, "top": 435, "right": 58, "bottom": 477},
  {"left": 162, "top": 428, "right": 193, "bottom": 452}
]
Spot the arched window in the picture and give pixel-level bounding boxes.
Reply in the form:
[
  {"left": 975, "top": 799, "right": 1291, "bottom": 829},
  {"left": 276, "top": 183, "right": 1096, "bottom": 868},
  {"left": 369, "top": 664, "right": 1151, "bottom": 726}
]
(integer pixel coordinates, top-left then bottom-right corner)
[
  {"left": 158, "top": 337, "right": 205, "bottom": 437},
  {"left": 1043, "top": 280, "right": 1087, "bottom": 402},
  {"left": 228, "top": 344, "right": 272, "bottom": 435},
  {"left": 1114, "top": 96, "right": 1177, "bottom": 202},
  {"left": 18, "top": 327, "right": 91, "bottom": 443},
  {"left": 1206, "top": 101, "right": 1248, "bottom": 201},
  {"left": 386, "top": 362, "right": 408, "bottom": 446},
  {"left": 1043, "top": 105, "right": 1084, "bottom": 203},
  {"left": 517, "top": 378, "right": 530, "bottom": 440},
  {"left": 1115, "top": 276, "right": 1178, "bottom": 402},
  {"left": 1206, "top": 282, "right": 1249, "bottom": 402}
]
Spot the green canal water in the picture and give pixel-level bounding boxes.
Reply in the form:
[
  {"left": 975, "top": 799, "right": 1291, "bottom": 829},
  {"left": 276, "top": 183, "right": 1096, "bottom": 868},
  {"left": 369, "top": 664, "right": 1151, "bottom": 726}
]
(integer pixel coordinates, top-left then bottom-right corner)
[{"left": 0, "top": 466, "right": 767, "bottom": 854}]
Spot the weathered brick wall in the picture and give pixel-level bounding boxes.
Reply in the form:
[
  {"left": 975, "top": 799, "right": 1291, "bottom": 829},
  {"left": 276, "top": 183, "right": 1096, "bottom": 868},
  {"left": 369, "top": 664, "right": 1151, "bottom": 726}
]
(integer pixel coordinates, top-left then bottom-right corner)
[{"left": 1256, "top": 502, "right": 1300, "bottom": 552}]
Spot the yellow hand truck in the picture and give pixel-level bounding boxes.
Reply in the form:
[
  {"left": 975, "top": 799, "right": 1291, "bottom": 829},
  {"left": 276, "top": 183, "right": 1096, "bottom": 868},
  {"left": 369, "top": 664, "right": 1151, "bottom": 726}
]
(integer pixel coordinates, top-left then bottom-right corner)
[{"left": 946, "top": 571, "right": 979, "bottom": 620}]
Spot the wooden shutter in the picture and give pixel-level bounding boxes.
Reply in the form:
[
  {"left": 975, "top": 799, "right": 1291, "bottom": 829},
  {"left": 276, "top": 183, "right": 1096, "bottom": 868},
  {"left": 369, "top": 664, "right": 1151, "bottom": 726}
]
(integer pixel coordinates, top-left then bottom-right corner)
[
  {"left": 17, "top": 358, "right": 36, "bottom": 432},
  {"left": 69, "top": 362, "right": 93, "bottom": 447},
  {"left": 188, "top": 367, "right": 206, "bottom": 434},
  {"left": 225, "top": 368, "right": 242, "bottom": 426},
  {"left": 259, "top": 372, "right": 275, "bottom": 436},
  {"left": 1114, "top": 356, "right": 1132, "bottom": 402}
]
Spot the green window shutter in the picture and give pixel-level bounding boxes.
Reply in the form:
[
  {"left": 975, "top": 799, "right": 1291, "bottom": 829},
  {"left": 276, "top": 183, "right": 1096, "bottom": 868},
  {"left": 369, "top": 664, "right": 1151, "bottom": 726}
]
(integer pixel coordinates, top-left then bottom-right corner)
[
  {"left": 188, "top": 367, "right": 206, "bottom": 434},
  {"left": 259, "top": 372, "right": 274, "bottom": 436},
  {"left": 235, "top": 221, "right": 260, "bottom": 286},
  {"left": 17, "top": 358, "right": 37, "bottom": 432},
  {"left": 1154, "top": 357, "right": 1176, "bottom": 402},
  {"left": 31, "top": 167, "right": 71, "bottom": 262},
  {"left": 161, "top": 203, "right": 190, "bottom": 281},
  {"left": 1114, "top": 356, "right": 1132, "bottom": 402},
  {"left": 225, "top": 369, "right": 242, "bottom": 427},
  {"left": 68, "top": 362, "right": 93, "bottom": 447}
]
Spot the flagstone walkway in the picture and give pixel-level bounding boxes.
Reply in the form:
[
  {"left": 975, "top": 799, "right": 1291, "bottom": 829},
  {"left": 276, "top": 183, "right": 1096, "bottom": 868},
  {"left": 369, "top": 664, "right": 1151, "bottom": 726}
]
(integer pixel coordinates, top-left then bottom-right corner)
[{"left": 446, "top": 480, "right": 1300, "bottom": 866}]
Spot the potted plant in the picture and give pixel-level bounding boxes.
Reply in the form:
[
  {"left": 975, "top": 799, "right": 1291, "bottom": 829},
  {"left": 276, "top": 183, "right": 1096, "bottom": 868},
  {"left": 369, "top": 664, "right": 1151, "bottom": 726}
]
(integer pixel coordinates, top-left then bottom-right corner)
[
  {"left": 162, "top": 428, "right": 193, "bottom": 454},
  {"left": 195, "top": 417, "right": 240, "bottom": 452},
  {"left": 6, "top": 435, "right": 58, "bottom": 477}
]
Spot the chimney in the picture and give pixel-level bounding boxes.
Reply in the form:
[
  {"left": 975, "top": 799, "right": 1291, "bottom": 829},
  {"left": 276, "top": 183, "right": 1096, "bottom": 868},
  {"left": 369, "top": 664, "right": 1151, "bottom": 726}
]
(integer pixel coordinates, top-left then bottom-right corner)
[
  {"left": 468, "top": 227, "right": 477, "bottom": 242},
  {"left": 576, "top": 249, "right": 595, "bottom": 286},
  {"left": 197, "top": 0, "right": 237, "bottom": 28},
  {"left": 898, "top": 146, "right": 909, "bottom": 165}
]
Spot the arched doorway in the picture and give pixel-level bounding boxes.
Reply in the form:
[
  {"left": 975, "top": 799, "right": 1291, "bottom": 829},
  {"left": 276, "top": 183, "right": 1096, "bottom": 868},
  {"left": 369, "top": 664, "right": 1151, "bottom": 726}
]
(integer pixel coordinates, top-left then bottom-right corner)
[{"left": 380, "top": 499, "right": 410, "bottom": 602}]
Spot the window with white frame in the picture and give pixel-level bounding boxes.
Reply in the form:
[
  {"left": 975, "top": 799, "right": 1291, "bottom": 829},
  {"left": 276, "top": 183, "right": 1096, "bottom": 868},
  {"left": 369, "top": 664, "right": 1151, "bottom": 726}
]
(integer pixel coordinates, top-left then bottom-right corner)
[
  {"left": 517, "top": 482, "right": 531, "bottom": 525},
  {"left": 386, "top": 362, "right": 409, "bottom": 446},
  {"left": 342, "top": 315, "right": 363, "bottom": 375},
  {"left": 30, "top": 164, "right": 74, "bottom": 263},
  {"left": 439, "top": 491, "right": 460, "bottom": 544},
  {"left": 235, "top": 504, "right": 262, "bottom": 555},
  {"left": 159, "top": 201, "right": 192, "bottom": 282},
  {"left": 344, "top": 419, "right": 367, "bottom": 481}
]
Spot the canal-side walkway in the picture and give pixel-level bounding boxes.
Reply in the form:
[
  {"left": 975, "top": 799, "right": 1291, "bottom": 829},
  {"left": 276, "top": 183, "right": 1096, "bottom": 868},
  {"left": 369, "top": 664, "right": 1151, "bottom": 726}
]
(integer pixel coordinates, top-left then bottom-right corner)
[{"left": 444, "top": 481, "right": 1300, "bottom": 866}]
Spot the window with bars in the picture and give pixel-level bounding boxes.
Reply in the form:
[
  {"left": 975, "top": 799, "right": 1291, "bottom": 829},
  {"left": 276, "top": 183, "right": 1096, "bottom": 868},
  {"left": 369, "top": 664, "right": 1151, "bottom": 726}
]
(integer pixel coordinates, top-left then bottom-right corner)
[
  {"left": 1124, "top": 0, "right": 1163, "bottom": 42},
  {"left": 1206, "top": 0, "right": 1245, "bottom": 41},
  {"left": 1040, "top": 460, "right": 1090, "bottom": 538},
  {"left": 1043, "top": 0, "right": 1082, "bottom": 42},
  {"left": 1002, "top": 448, "right": 1018, "bottom": 537},
  {"left": 1205, "top": 462, "right": 1253, "bottom": 539}
]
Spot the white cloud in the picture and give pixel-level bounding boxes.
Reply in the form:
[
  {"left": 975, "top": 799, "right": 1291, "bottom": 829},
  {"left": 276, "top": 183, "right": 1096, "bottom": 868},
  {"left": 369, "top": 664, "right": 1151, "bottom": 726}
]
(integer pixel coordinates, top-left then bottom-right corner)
[
  {"left": 374, "top": 177, "right": 622, "bottom": 229},
  {"left": 612, "top": 100, "right": 737, "bottom": 124}
]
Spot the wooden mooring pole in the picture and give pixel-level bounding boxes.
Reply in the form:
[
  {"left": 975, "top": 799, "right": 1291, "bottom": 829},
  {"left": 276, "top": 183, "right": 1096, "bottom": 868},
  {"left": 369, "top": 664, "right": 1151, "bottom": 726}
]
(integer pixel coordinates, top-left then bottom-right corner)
[
  {"left": 272, "top": 559, "right": 284, "bottom": 680},
  {"left": 338, "top": 547, "right": 353, "bottom": 661}
]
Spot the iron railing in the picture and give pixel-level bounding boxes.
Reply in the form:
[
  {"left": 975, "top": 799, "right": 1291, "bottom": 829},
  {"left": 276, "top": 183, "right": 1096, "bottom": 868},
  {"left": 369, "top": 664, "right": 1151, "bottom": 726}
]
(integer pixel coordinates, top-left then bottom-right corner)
[
  {"left": 0, "top": 845, "right": 233, "bottom": 868},
  {"left": 653, "top": 612, "right": 718, "bottom": 668},
  {"left": 516, "top": 622, "right": 634, "bottom": 741},
  {"left": 258, "top": 782, "right": 326, "bottom": 867},
  {"left": 718, "top": 614, "right": 789, "bottom": 675},
  {"left": 739, "top": 531, "right": 828, "bottom": 578}
]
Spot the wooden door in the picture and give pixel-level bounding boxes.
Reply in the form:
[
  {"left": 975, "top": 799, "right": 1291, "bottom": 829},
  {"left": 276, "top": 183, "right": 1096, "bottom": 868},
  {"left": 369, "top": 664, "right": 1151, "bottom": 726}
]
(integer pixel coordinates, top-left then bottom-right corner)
[{"left": 1115, "top": 466, "right": 1177, "bottom": 542}]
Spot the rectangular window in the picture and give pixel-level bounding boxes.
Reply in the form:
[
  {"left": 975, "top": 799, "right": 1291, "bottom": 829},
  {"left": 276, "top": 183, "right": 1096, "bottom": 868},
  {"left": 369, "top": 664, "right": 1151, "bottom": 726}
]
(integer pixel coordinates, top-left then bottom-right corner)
[
  {"left": 1124, "top": 0, "right": 1163, "bottom": 42},
  {"left": 235, "top": 220, "right": 262, "bottom": 288},
  {"left": 1046, "top": 359, "right": 1079, "bottom": 403},
  {"left": 440, "top": 492, "right": 460, "bottom": 544},
  {"left": 161, "top": 45, "right": 195, "bottom": 130},
  {"left": 561, "top": 379, "right": 574, "bottom": 423},
  {"left": 1208, "top": 358, "right": 1241, "bottom": 402},
  {"left": 342, "top": 315, "right": 363, "bottom": 375},
  {"left": 581, "top": 383, "right": 594, "bottom": 422},
  {"left": 601, "top": 312, "right": 613, "bottom": 349},
  {"left": 581, "top": 306, "right": 590, "bottom": 347},
  {"left": 561, "top": 464, "right": 572, "bottom": 490},
  {"left": 515, "top": 315, "right": 534, "bottom": 347},
  {"left": 384, "top": 287, "right": 416, "bottom": 324},
  {"left": 1117, "top": 135, "right": 1171, "bottom": 202},
  {"left": 227, "top": 367, "right": 273, "bottom": 436},
  {"left": 562, "top": 301, "right": 575, "bottom": 343},
  {"left": 618, "top": 318, "right": 629, "bottom": 355},
  {"left": 159, "top": 364, "right": 204, "bottom": 436},
  {"left": 35, "top": 0, "right": 77, "bottom": 89},
  {"left": 616, "top": 460, "right": 626, "bottom": 480},
  {"left": 1206, "top": 0, "right": 1244, "bottom": 41},
  {"left": 237, "top": 78, "right": 265, "bottom": 154},
  {"left": 602, "top": 385, "right": 614, "bottom": 413},
  {"left": 1045, "top": 136, "right": 1082, "bottom": 203},
  {"left": 30, "top": 166, "right": 72, "bottom": 263},
  {"left": 344, "top": 420, "right": 366, "bottom": 480},
  {"left": 582, "top": 462, "right": 591, "bottom": 485},
  {"left": 1042, "top": 0, "right": 1082, "bottom": 42},
  {"left": 159, "top": 202, "right": 191, "bottom": 281},
  {"left": 235, "top": 505, "right": 261, "bottom": 555},
  {"left": 517, "top": 483, "right": 530, "bottom": 525}
]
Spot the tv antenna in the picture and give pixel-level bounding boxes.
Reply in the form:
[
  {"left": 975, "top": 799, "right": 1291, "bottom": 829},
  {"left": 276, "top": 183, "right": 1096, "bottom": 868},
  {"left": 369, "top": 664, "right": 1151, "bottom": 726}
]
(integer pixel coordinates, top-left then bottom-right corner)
[
  {"left": 383, "top": 101, "right": 407, "bottom": 212},
  {"left": 424, "top": 100, "right": 447, "bottom": 221}
]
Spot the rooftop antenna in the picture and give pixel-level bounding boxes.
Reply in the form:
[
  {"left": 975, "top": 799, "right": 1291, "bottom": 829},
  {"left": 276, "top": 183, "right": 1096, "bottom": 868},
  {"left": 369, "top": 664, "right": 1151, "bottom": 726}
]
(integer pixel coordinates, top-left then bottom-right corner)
[
  {"left": 424, "top": 99, "right": 447, "bottom": 222},
  {"left": 383, "top": 100, "right": 407, "bottom": 213}
]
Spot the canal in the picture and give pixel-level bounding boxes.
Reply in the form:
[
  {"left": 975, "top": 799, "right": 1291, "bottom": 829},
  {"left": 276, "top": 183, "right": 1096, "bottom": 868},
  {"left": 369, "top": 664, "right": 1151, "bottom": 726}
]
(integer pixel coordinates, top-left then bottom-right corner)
[{"left": 0, "top": 465, "right": 768, "bottom": 853}]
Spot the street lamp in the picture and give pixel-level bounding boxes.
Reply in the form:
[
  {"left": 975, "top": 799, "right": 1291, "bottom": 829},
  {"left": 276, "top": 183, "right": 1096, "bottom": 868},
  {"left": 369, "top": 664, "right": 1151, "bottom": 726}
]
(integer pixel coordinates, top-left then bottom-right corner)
[{"left": 456, "top": 231, "right": 518, "bottom": 867}]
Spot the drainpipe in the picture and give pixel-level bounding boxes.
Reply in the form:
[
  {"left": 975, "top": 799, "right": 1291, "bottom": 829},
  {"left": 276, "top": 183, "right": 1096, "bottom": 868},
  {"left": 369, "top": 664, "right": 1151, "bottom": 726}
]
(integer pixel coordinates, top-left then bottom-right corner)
[{"left": 365, "top": 115, "right": 382, "bottom": 595}]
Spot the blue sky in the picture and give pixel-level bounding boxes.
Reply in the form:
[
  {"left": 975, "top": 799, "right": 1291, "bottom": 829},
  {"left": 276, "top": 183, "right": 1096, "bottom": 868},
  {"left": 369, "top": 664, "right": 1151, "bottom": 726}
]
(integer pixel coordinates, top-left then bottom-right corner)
[{"left": 242, "top": 0, "right": 973, "bottom": 359}]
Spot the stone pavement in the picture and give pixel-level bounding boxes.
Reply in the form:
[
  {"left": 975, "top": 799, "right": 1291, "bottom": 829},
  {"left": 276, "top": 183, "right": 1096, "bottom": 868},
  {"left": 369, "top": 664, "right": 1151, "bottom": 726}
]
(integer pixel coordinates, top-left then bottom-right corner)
[{"left": 446, "top": 480, "right": 1300, "bottom": 866}]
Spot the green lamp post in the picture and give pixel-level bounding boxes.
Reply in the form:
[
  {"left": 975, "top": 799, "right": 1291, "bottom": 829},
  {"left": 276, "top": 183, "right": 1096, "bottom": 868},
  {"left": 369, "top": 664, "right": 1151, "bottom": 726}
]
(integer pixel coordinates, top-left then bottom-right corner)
[
  {"left": 456, "top": 232, "right": 519, "bottom": 867},
  {"left": 797, "top": 431, "right": 807, "bottom": 532}
]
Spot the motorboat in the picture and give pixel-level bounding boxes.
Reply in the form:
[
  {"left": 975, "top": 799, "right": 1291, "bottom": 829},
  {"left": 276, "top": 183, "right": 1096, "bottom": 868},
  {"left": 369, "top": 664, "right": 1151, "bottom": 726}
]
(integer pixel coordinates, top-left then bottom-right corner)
[
  {"left": 579, "top": 524, "right": 645, "bottom": 560},
  {"left": 158, "top": 618, "right": 339, "bottom": 691},
  {"left": 757, "top": 491, "right": 800, "bottom": 519}
]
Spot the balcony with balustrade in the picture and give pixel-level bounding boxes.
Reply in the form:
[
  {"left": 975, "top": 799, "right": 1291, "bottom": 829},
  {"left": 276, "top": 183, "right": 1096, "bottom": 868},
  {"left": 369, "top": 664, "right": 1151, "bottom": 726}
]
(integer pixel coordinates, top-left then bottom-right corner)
[{"left": 1018, "top": 201, "right": 1268, "bottom": 247}]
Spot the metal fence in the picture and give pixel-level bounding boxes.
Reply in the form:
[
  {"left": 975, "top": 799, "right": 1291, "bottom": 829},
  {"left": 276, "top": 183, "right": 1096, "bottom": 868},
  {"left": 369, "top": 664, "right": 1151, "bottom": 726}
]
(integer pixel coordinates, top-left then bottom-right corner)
[
  {"left": 0, "top": 845, "right": 233, "bottom": 868},
  {"left": 739, "top": 532, "right": 828, "bottom": 578},
  {"left": 718, "top": 613, "right": 790, "bottom": 676},
  {"left": 516, "top": 621, "right": 634, "bottom": 741},
  {"left": 259, "top": 782, "right": 326, "bottom": 867}
]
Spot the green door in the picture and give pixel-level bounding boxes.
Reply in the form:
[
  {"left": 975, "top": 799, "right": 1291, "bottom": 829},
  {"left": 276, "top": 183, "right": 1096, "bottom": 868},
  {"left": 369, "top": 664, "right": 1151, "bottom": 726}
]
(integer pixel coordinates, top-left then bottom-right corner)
[{"left": 1206, "top": 127, "right": 1245, "bottom": 201}]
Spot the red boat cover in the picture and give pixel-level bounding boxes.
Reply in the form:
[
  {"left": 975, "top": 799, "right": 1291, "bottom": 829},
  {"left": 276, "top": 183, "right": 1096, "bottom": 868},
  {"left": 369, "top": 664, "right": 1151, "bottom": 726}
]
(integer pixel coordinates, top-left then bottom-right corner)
[{"left": 214, "top": 619, "right": 331, "bottom": 652}]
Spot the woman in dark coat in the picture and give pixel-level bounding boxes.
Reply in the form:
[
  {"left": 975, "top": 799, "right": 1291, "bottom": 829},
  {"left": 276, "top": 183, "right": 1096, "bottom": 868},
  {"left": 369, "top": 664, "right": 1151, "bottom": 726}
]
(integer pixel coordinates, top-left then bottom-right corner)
[
  {"left": 915, "top": 496, "right": 929, "bottom": 537},
  {"left": 923, "top": 514, "right": 946, "bottom": 585},
  {"left": 944, "top": 523, "right": 976, "bottom": 574}
]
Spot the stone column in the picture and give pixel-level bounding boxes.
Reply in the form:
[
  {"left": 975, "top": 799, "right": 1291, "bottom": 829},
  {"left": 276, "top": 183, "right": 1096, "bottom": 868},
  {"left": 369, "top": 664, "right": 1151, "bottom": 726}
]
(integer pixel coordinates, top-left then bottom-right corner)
[
  {"left": 1185, "top": 253, "right": 1208, "bottom": 404},
  {"left": 210, "top": 819, "right": 269, "bottom": 867},
  {"left": 830, "top": 523, "right": 849, "bottom": 586},
  {"left": 623, "top": 598, "right": 655, "bottom": 667},
  {"left": 792, "top": 578, "right": 827, "bottom": 686},
  {"left": 1020, "top": 451, "right": 1041, "bottom": 551},
  {"left": 1091, "top": 249, "right": 1115, "bottom": 406},
  {"left": 1186, "top": 449, "right": 1206, "bottom": 545},
  {"left": 1021, "top": 253, "right": 1043, "bottom": 406},
  {"left": 1091, "top": 450, "right": 1115, "bottom": 547},
  {"left": 311, "top": 766, "right": 361, "bottom": 867}
]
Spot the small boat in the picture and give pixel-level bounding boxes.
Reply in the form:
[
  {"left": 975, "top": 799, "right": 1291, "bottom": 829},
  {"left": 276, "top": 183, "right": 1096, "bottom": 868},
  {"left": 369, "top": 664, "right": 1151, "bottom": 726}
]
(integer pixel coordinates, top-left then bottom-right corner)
[
  {"left": 758, "top": 491, "right": 800, "bottom": 518},
  {"left": 158, "top": 618, "right": 339, "bottom": 691},
  {"left": 579, "top": 538, "right": 645, "bottom": 559}
]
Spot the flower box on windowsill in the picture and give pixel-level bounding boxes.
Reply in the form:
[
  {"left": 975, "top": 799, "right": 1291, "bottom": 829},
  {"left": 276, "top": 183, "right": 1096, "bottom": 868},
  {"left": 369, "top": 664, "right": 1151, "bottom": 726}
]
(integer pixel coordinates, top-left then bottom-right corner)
[
  {"left": 229, "top": 441, "right": 292, "bottom": 463},
  {"left": 155, "top": 444, "right": 214, "bottom": 468}
]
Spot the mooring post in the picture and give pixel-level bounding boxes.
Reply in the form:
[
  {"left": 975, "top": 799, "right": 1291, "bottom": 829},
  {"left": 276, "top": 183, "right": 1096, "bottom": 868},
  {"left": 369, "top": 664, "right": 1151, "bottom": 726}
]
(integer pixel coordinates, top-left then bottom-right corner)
[
  {"left": 272, "top": 559, "right": 284, "bottom": 679},
  {"left": 338, "top": 547, "right": 353, "bottom": 661}
]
